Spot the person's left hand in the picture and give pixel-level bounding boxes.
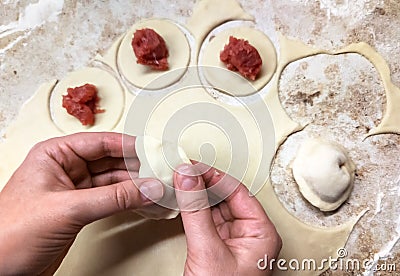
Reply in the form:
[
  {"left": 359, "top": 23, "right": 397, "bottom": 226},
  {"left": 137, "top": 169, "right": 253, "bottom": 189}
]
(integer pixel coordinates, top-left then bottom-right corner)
[{"left": 0, "top": 132, "right": 164, "bottom": 275}]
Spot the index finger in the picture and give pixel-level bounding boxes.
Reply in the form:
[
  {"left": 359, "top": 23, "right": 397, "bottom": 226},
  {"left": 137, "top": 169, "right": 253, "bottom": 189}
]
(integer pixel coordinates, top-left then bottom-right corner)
[
  {"left": 194, "top": 162, "right": 268, "bottom": 221},
  {"left": 52, "top": 132, "right": 137, "bottom": 161},
  {"left": 191, "top": 161, "right": 239, "bottom": 201}
]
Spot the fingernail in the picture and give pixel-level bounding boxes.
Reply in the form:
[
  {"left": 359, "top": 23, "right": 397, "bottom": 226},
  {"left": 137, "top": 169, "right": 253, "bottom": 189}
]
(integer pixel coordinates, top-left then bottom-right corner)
[
  {"left": 176, "top": 164, "right": 199, "bottom": 190},
  {"left": 181, "top": 176, "right": 199, "bottom": 190},
  {"left": 140, "top": 181, "right": 163, "bottom": 203},
  {"left": 176, "top": 164, "right": 191, "bottom": 175}
]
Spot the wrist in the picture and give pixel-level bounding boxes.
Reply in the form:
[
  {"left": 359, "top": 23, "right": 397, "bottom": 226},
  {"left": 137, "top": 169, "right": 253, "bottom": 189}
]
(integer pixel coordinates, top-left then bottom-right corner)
[{"left": 0, "top": 225, "right": 34, "bottom": 275}]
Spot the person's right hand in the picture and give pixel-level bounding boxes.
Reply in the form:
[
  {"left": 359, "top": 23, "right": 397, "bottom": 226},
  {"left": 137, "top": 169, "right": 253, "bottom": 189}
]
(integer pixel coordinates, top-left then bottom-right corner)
[{"left": 173, "top": 164, "right": 282, "bottom": 276}]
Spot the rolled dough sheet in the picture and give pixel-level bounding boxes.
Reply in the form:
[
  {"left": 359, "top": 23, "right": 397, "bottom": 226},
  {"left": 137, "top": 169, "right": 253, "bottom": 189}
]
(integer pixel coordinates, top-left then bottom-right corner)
[
  {"left": 2, "top": 0, "right": 399, "bottom": 275},
  {"left": 117, "top": 19, "right": 191, "bottom": 90},
  {"left": 49, "top": 67, "right": 125, "bottom": 134},
  {"left": 200, "top": 26, "right": 277, "bottom": 96}
]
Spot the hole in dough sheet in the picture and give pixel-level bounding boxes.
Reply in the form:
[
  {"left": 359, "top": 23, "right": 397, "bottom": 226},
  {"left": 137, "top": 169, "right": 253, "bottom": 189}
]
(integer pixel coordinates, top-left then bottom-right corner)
[
  {"left": 198, "top": 24, "right": 277, "bottom": 97},
  {"left": 49, "top": 67, "right": 125, "bottom": 134},
  {"left": 117, "top": 19, "right": 191, "bottom": 91},
  {"left": 271, "top": 53, "right": 387, "bottom": 227},
  {"left": 278, "top": 53, "right": 386, "bottom": 133}
]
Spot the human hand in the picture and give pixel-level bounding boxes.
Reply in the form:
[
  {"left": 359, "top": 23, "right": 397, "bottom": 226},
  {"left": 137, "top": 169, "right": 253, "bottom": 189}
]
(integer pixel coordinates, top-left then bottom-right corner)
[
  {"left": 174, "top": 164, "right": 282, "bottom": 276},
  {"left": 0, "top": 132, "right": 164, "bottom": 275}
]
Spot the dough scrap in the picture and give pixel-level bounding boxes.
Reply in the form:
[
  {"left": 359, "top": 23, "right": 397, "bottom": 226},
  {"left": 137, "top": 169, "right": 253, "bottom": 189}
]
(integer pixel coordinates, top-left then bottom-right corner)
[
  {"left": 117, "top": 19, "right": 190, "bottom": 90},
  {"left": 49, "top": 67, "right": 125, "bottom": 134},
  {"left": 134, "top": 136, "right": 190, "bottom": 220},
  {"left": 334, "top": 43, "right": 400, "bottom": 137},
  {"left": 186, "top": 0, "right": 254, "bottom": 61},
  {"left": 200, "top": 26, "right": 277, "bottom": 96},
  {"left": 292, "top": 138, "right": 356, "bottom": 212}
]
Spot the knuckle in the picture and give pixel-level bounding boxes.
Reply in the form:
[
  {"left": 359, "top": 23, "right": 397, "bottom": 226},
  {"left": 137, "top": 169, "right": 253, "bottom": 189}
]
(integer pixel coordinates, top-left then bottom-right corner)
[
  {"left": 26, "top": 141, "right": 50, "bottom": 163},
  {"left": 109, "top": 170, "right": 127, "bottom": 184},
  {"left": 28, "top": 137, "right": 59, "bottom": 159},
  {"left": 102, "top": 137, "right": 112, "bottom": 156},
  {"left": 177, "top": 190, "right": 210, "bottom": 211},
  {"left": 30, "top": 140, "right": 46, "bottom": 153},
  {"left": 114, "top": 183, "right": 132, "bottom": 210},
  {"left": 275, "top": 232, "right": 283, "bottom": 250},
  {"left": 108, "top": 171, "right": 117, "bottom": 184},
  {"left": 102, "top": 134, "right": 121, "bottom": 156},
  {"left": 269, "top": 228, "right": 283, "bottom": 253},
  {"left": 255, "top": 217, "right": 283, "bottom": 253}
]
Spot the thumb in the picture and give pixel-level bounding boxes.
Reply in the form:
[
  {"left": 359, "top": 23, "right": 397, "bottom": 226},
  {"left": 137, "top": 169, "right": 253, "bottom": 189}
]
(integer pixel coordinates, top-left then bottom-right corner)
[
  {"left": 174, "top": 164, "right": 221, "bottom": 252},
  {"left": 67, "top": 178, "right": 164, "bottom": 225}
]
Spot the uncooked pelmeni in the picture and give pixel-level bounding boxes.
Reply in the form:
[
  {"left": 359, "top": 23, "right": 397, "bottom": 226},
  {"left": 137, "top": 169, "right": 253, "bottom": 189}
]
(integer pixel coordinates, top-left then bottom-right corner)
[
  {"left": 292, "top": 138, "right": 356, "bottom": 212},
  {"left": 134, "top": 136, "right": 191, "bottom": 220}
]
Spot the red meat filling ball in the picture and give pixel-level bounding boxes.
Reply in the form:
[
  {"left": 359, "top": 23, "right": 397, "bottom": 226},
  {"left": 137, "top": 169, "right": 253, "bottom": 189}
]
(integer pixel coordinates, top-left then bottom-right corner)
[
  {"left": 220, "top": 36, "right": 262, "bottom": 81},
  {"left": 132, "top": 28, "right": 169, "bottom": 70},
  {"left": 62, "top": 84, "right": 104, "bottom": 126}
]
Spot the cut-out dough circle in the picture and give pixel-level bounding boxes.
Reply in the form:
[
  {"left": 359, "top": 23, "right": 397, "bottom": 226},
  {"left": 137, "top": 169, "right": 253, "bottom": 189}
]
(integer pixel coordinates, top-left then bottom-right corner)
[
  {"left": 117, "top": 19, "right": 191, "bottom": 90},
  {"left": 49, "top": 67, "right": 125, "bottom": 134},
  {"left": 199, "top": 26, "right": 277, "bottom": 96}
]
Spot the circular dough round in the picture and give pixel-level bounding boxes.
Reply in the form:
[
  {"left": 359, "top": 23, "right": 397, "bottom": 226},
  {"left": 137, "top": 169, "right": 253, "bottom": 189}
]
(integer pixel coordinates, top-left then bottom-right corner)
[
  {"left": 117, "top": 19, "right": 191, "bottom": 90},
  {"left": 199, "top": 26, "right": 277, "bottom": 96},
  {"left": 50, "top": 67, "right": 125, "bottom": 134},
  {"left": 291, "top": 138, "right": 356, "bottom": 212}
]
